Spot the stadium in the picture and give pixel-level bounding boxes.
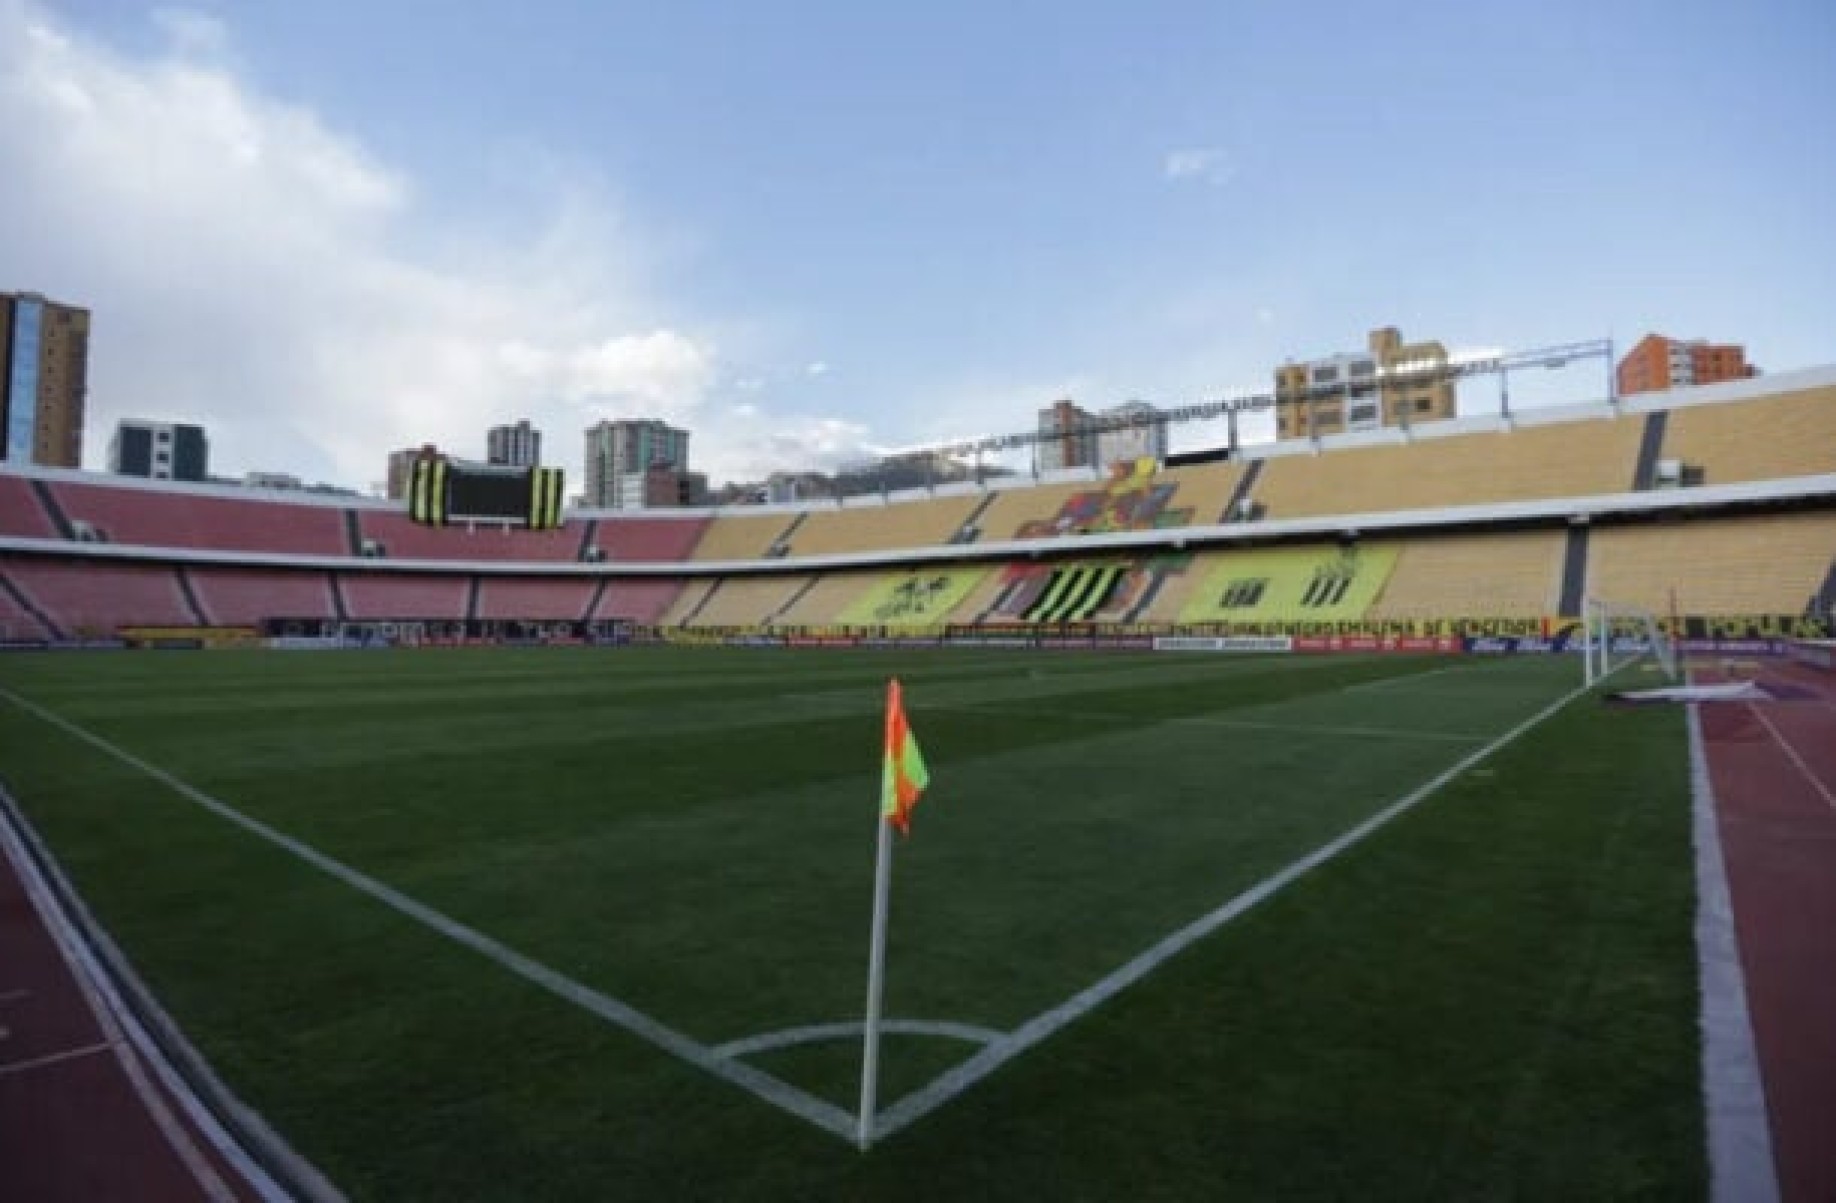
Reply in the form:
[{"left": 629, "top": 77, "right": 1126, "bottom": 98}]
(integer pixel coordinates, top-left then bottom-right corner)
[{"left": 1, "top": 357, "right": 1833, "bottom": 1199}]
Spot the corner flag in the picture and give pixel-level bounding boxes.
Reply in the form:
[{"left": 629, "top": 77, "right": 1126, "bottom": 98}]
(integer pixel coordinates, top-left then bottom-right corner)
[{"left": 880, "top": 678, "right": 930, "bottom": 836}]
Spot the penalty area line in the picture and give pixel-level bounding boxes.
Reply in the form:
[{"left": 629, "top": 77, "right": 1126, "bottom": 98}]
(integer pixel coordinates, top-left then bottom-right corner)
[
  {"left": 0, "top": 686, "right": 859, "bottom": 1144},
  {"left": 873, "top": 670, "right": 1615, "bottom": 1142}
]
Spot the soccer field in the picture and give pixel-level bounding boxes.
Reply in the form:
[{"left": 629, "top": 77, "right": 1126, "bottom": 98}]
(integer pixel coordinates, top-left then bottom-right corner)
[{"left": 0, "top": 647, "right": 1704, "bottom": 1200}]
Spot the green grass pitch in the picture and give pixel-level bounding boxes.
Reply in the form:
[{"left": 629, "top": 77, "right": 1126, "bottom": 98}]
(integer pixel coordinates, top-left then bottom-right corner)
[{"left": 0, "top": 647, "right": 1704, "bottom": 1200}]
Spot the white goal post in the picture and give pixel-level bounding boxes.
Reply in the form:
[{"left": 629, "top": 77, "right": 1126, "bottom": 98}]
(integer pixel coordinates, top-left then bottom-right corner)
[{"left": 1582, "top": 597, "right": 1678, "bottom": 687}]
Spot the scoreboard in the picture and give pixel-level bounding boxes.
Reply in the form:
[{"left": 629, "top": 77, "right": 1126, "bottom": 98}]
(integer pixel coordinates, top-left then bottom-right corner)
[{"left": 407, "top": 457, "right": 565, "bottom": 529}]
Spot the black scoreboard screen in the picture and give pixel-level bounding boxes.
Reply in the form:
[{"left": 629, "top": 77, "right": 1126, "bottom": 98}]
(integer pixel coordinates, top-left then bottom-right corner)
[
  {"left": 448, "top": 466, "right": 532, "bottom": 521},
  {"left": 406, "top": 458, "right": 565, "bottom": 529}
]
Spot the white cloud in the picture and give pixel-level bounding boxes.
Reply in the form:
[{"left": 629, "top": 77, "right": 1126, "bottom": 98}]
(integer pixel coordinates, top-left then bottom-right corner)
[
  {"left": 805, "top": 360, "right": 830, "bottom": 377},
  {"left": 0, "top": 3, "right": 841, "bottom": 488},
  {"left": 1163, "top": 146, "right": 1231, "bottom": 185}
]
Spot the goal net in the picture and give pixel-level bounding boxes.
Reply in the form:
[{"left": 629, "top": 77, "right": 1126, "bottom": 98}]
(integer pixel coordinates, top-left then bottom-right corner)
[{"left": 1582, "top": 597, "right": 1678, "bottom": 687}]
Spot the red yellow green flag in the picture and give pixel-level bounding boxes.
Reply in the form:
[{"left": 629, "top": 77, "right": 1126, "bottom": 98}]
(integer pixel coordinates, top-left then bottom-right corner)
[{"left": 880, "top": 678, "right": 930, "bottom": 835}]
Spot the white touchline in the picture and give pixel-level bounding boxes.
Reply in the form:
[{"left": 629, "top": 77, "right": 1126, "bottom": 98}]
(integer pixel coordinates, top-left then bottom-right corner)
[
  {"left": 1745, "top": 703, "right": 1836, "bottom": 811},
  {"left": 714, "top": 1019, "right": 1004, "bottom": 1061},
  {"left": 1686, "top": 703, "right": 1780, "bottom": 1203},
  {"left": 0, "top": 686, "right": 858, "bottom": 1143},
  {"left": 871, "top": 670, "right": 1613, "bottom": 1141}
]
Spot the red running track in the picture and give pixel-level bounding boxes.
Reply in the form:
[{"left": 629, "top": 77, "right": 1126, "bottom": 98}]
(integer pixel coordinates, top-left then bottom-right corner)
[
  {"left": 0, "top": 824, "right": 273, "bottom": 1202},
  {"left": 1699, "top": 659, "right": 1836, "bottom": 1203}
]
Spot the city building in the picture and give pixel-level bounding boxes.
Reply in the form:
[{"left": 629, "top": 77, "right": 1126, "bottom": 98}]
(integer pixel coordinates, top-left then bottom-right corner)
[
  {"left": 108, "top": 420, "right": 208, "bottom": 481},
  {"left": 386, "top": 444, "right": 442, "bottom": 500},
  {"left": 486, "top": 419, "right": 541, "bottom": 467},
  {"left": 1096, "top": 401, "right": 1168, "bottom": 466},
  {"left": 583, "top": 419, "right": 691, "bottom": 508},
  {"left": 1274, "top": 325, "right": 1456, "bottom": 440},
  {"left": 1036, "top": 399, "right": 1096, "bottom": 471},
  {"left": 1616, "top": 334, "right": 1757, "bottom": 396},
  {"left": 1, "top": 291, "right": 89, "bottom": 467}
]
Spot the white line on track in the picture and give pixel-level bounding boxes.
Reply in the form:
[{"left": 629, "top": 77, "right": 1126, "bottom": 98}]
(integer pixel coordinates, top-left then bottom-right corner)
[
  {"left": 1687, "top": 702, "right": 1780, "bottom": 1203},
  {"left": 0, "top": 1038, "right": 116, "bottom": 1077},
  {"left": 870, "top": 670, "right": 1609, "bottom": 1142},
  {"left": 714, "top": 1019, "right": 1004, "bottom": 1061},
  {"left": 1746, "top": 703, "right": 1836, "bottom": 811},
  {"left": 0, "top": 686, "right": 859, "bottom": 1143}
]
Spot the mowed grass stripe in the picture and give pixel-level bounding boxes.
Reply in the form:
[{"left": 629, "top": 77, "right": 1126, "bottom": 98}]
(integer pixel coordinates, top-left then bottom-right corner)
[
  {"left": 0, "top": 649, "right": 1697, "bottom": 1200},
  {"left": 1, "top": 651, "right": 1579, "bottom": 1113}
]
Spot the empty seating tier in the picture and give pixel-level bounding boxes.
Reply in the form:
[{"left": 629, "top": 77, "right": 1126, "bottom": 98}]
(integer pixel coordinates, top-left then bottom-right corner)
[
  {"left": 1249, "top": 414, "right": 1646, "bottom": 519},
  {"left": 189, "top": 568, "right": 337, "bottom": 624},
  {"left": 3, "top": 557, "right": 193, "bottom": 634},
  {"left": 592, "top": 580, "right": 685, "bottom": 624},
  {"left": 787, "top": 495, "right": 982, "bottom": 556},
  {"left": 355, "top": 512, "right": 585, "bottom": 562},
  {"left": 1366, "top": 532, "right": 1564, "bottom": 619},
  {"left": 51, "top": 480, "right": 347, "bottom": 554},
  {"left": 687, "top": 576, "right": 812, "bottom": 627},
  {"left": 1586, "top": 512, "right": 1836, "bottom": 616},
  {"left": 0, "top": 477, "right": 59, "bottom": 539},
  {"left": 475, "top": 577, "right": 597, "bottom": 620},
  {"left": 1660, "top": 384, "right": 1836, "bottom": 486},
  {"left": 340, "top": 574, "right": 469, "bottom": 619},
  {"left": 690, "top": 511, "right": 798, "bottom": 560}
]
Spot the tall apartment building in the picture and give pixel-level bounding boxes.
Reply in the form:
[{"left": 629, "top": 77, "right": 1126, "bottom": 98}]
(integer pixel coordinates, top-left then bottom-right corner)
[
  {"left": 1, "top": 291, "right": 89, "bottom": 467},
  {"left": 583, "top": 419, "right": 691, "bottom": 508},
  {"left": 386, "top": 444, "right": 442, "bottom": 500},
  {"left": 1616, "top": 334, "right": 1756, "bottom": 396},
  {"left": 1096, "top": 401, "right": 1168, "bottom": 466},
  {"left": 1036, "top": 400, "right": 1096, "bottom": 472},
  {"left": 108, "top": 420, "right": 208, "bottom": 481},
  {"left": 1274, "top": 325, "right": 1456, "bottom": 440},
  {"left": 486, "top": 419, "right": 541, "bottom": 466}
]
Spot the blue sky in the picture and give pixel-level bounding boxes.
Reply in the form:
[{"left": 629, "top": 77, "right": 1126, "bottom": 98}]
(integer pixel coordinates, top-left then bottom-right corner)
[{"left": 4, "top": 0, "right": 1833, "bottom": 489}]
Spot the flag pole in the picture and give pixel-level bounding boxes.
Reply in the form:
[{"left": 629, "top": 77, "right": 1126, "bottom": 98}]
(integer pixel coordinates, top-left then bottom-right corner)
[{"left": 857, "top": 810, "right": 894, "bottom": 1149}]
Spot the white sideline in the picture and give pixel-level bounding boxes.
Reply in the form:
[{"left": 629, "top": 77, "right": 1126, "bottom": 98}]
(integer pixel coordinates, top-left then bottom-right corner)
[
  {"left": 0, "top": 686, "right": 859, "bottom": 1143},
  {"left": 1687, "top": 704, "right": 1780, "bottom": 1203},
  {"left": 871, "top": 670, "right": 1612, "bottom": 1142},
  {"left": 714, "top": 1019, "right": 1004, "bottom": 1061}
]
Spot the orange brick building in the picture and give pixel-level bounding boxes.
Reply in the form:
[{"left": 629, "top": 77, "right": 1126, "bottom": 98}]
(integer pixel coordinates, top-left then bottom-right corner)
[{"left": 1617, "top": 333, "right": 1756, "bottom": 396}]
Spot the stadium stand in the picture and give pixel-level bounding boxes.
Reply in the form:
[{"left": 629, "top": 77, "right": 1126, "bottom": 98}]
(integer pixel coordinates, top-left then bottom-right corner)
[
  {"left": 591, "top": 579, "right": 685, "bottom": 624},
  {"left": 685, "top": 575, "right": 812, "bottom": 627},
  {"left": 50, "top": 479, "right": 348, "bottom": 554},
  {"left": 4, "top": 558, "right": 193, "bottom": 633},
  {"left": 0, "top": 476, "right": 60, "bottom": 539},
  {"left": 340, "top": 574, "right": 470, "bottom": 619},
  {"left": 1157, "top": 461, "right": 1248, "bottom": 525},
  {"left": 475, "top": 577, "right": 598, "bottom": 620},
  {"left": 786, "top": 495, "right": 984, "bottom": 556},
  {"left": 1586, "top": 511, "right": 1836, "bottom": 616},
  {"left": 1366, "top": 532, "right": 1565, "bottom": 619},
  {"left": 354, "top": 511, "right": 583, "bottom": 562},
  {"left": 1248, "top": 413, "right": 1647, "bottom": 518},
  {"left": 658, "top": 578, "right": 719, "bottom": 625},
  {"left": 189, "top": 568, "right": 337, "bottom": 625},
  {"left": 0, "top": 579, "right": 54, "bottom": 640},
  {"left": 590, "top": 516, "right": 710, "bottom": 563},
  {"left": 768, "top": 571, "right": 878, "bottom": 627},
  {"left": 689, "top": 510, "right": 798, "bottom": 561},
  {"left": 974, "top": 477, "right": 1105, "bottom": 541},
  {"left": 1660, "top": 383, "right": 1836, "bottom": 486}
]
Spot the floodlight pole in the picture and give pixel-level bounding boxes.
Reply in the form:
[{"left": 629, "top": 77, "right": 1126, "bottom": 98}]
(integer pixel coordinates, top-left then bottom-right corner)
[{"left": 856, "top": 813, "right": 895, "bottom": 1149}]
